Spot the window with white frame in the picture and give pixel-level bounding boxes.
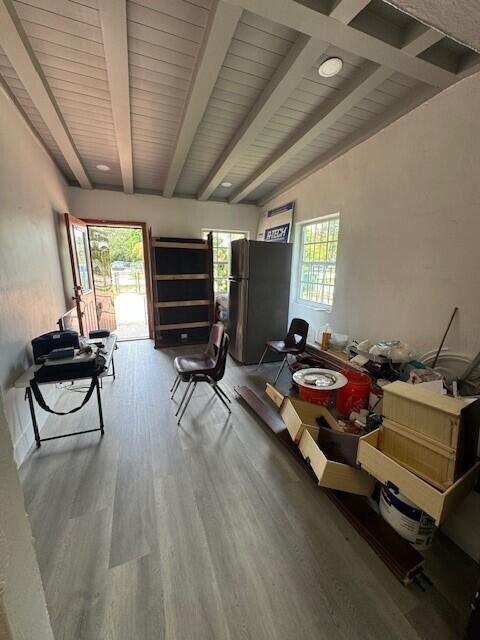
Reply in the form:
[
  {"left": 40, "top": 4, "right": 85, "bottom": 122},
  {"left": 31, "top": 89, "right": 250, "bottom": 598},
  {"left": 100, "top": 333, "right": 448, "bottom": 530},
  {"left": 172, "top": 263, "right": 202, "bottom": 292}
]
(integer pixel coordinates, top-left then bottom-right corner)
[
  {"left": 297, "top": 215, "right": 339, "bottom": 307},
  {"left": 203, "top": 229, "right": 248, "bottom": 294}
]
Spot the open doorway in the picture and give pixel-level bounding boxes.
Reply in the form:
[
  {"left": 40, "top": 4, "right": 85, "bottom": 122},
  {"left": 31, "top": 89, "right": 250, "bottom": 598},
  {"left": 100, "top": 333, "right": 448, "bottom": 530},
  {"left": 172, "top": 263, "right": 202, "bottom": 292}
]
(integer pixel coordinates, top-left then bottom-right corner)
[{"left": 86, "top": 222, "right": 150, "bottom": 341}]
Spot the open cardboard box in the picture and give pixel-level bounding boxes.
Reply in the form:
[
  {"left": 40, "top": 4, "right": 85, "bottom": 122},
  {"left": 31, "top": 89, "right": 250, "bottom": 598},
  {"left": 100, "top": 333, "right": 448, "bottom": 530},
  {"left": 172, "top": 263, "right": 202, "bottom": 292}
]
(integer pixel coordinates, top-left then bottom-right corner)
[{"left": 265, "top": 384, "right": 375, "bottom": 497}]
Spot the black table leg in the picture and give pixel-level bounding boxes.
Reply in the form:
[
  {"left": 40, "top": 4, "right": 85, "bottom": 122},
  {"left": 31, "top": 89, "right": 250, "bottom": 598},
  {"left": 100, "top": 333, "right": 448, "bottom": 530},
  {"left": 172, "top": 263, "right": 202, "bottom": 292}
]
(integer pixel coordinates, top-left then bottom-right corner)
[
  {"left": 112, "top": 354, "right": 116, "bottom": 380},
  {"left": 26, "top": 386, "right": 41, "bottom": 447},
  {"left": 96, "top": 377, "right": 105, "bottom": 435}
]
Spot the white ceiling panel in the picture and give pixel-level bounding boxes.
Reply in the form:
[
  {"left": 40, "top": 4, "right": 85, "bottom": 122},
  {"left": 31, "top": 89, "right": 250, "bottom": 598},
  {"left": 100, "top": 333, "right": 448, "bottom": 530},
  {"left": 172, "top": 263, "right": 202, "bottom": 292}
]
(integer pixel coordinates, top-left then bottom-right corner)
[{"left": 0, "top": 0, "right": 478, "bottom": 201}]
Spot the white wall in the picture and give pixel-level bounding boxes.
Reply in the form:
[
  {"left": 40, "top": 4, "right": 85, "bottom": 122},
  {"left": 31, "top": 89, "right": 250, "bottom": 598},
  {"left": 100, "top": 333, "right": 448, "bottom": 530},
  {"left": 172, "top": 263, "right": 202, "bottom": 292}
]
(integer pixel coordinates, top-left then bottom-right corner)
[
  {"left": 262, "top": 72, "right": 480, "bottom": 361},
  {"left": 0, "top": 399, "right": 54, "bottom": 640},
  {"left": 68, "top": 187, "right": 260, "bottom": 238},
  {"left": 0, "top": 87, "right": 70, "bottom": 464},
  {"left": 0, "top": 87, "right": 66, "bottom": 638},
  {"left": 261, "top": 71, "right": 480, "bottom": 560}
]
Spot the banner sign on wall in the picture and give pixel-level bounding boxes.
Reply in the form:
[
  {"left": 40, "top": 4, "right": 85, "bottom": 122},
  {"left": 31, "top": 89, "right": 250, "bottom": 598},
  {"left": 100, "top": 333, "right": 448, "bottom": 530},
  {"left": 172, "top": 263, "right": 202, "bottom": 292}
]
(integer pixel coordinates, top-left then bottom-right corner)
[
  {"left": 257, "top": 201, "right": 295, "bottom": 243},
  {"left": 264, "top": 223, "right": 291, "bottom": 243}
]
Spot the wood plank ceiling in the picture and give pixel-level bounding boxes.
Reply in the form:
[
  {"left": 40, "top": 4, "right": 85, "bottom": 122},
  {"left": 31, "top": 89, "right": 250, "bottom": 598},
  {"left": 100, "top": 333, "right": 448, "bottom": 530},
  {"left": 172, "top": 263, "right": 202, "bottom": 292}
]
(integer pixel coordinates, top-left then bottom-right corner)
[{"left": 0, "top": 0, "right": 478, "bottom": 205}]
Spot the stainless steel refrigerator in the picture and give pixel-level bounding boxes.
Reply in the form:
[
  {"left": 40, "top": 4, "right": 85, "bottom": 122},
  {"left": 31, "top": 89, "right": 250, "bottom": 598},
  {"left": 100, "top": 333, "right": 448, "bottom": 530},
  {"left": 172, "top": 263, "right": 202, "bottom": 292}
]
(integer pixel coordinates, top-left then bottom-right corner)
[{"left": 228, "top": 239, "right": 292, "bottom": 364}]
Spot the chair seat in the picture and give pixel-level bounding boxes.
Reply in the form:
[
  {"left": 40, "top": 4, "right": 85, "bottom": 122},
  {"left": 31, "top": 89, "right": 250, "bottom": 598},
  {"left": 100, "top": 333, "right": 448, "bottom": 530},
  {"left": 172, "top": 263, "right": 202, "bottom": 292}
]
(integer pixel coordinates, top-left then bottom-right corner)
[
  {"left": 266, "top": 340, "right": 303, "bottom": 354},
  {"left": 174, "top": 354, "right": 216, "bottom": 375}
]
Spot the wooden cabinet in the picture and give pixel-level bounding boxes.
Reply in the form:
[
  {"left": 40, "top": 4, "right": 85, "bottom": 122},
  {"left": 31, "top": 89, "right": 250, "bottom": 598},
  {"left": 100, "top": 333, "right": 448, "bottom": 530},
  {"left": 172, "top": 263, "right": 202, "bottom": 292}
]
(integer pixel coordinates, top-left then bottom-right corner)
[
  {"left": 357, "top": 428, "right": 480, "bottom": 525},
  {"left": 150, "top": 234, "right": 214, "bottom": 348},
  {"left": 381, "top": 381, "right": 480, "bottom": 488}
]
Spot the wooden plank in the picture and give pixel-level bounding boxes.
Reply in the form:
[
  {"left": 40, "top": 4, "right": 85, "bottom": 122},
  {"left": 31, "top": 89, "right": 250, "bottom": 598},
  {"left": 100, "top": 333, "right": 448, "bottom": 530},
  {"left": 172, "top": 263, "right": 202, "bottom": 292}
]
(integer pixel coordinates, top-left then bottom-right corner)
[
  {"left": 197, "top": 34, "right": 329, "bottom": 200},
  {"left": 258, "top": 83, "right": 438, "bottom": 206},
  {"left": 230, "top": 22, "right": 444, "bottom": 204},
  {"left": 154, "top": 273, "right": 209, "bottom": 280},
  {"left": 155, "top": 300, "right": 210, "bottom": 308},
  {"left": 0, "top": 0, "right": 91, "bottom": 188},
  {"left": 223, "top": 0, "right": 455, "bottom": 87},
  {"left": 229, "top": 62, "right": 391, "bottom": 203},
  {"left": 236, "top": 385, "right": 425, "bottom": 586},
  {"left": 156, "top": 321, "right": 210, "bottom": 330},
  {"left": 265, "top": 382, "right": 285, "bottom": 409},
  {"left": 152, "top": 241, "right": 208, "bottom": 249},
  {"left": 329, "top": 0, "right": 371, "bottom": 23},
  {"left": 98, "top": 0, "right": 133, "bottom": 193},
  {"left": 162, "top": 1, "right": 242, "bottom": 197}
]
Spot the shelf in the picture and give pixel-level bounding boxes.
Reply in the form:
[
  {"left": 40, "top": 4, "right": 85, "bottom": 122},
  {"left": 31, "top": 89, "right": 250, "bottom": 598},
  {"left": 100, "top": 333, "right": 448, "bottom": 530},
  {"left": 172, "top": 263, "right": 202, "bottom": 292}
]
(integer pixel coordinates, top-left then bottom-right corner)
[
  {"left": 154, "top": 273, "right": 210, "bottom": 281},
  {"left": 152, "top": 241, "right": 208, "bottom": 250},
  {"left": 155, "top": 299, "right": 210, "bottom": 308},
  {"left": 156, "top": 321, "right": 210, "bottom": 331}
]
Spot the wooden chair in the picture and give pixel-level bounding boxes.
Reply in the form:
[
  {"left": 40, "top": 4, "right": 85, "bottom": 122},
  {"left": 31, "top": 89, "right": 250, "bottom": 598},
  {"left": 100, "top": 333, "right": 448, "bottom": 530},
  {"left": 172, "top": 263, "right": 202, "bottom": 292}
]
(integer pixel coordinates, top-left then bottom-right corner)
[{"left": 257, "top": 318, "right": 309, "bottom": 385}]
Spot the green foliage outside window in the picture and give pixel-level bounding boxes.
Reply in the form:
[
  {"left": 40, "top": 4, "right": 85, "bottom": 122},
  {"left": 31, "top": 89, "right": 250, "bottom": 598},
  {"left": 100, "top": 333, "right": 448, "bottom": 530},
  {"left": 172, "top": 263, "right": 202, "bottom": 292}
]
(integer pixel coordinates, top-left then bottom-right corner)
[{"left": 203, "top": 230, "right": 247, "bottom": 294}]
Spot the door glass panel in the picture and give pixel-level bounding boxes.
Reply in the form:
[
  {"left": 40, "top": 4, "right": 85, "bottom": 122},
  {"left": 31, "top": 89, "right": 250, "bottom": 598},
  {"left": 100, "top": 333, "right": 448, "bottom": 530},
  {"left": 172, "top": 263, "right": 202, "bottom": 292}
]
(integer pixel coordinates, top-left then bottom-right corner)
[{"left": 74, "top": 226, "right": 91, "bottom": 291}]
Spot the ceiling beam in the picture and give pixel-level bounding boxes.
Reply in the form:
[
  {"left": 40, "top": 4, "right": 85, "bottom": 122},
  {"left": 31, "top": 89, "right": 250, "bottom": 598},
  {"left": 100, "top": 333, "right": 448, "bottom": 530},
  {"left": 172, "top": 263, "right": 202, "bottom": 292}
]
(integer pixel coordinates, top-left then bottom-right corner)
[
  {"left": 162, "top": 0, "right": 242, "bottom": 198},
  {"left": 222, "top": 0, "right": 455, "bottom": 88},
  {"left": 229, "top": 24, "right": 444, "bottom": 203},
  {"left": 197, "top": 36, "right": 329, "bottom": 201},
  {"left": 258, "top": 83, "right": 438, "bottom": 206},
  {"left": 98, "top": 0, "right": 133, "bottom": 194},
  {"left": 0, "top": 0, "right": 91, "bottom": 188},
  {"left": 329, "top": 0, "right": 371, "bottom": 23},
  {"left": 197, "top": 0, "right": 373, "bottom": 201},
  {"left": 229, "top": 63, "right": 390, "bottom": 203}
]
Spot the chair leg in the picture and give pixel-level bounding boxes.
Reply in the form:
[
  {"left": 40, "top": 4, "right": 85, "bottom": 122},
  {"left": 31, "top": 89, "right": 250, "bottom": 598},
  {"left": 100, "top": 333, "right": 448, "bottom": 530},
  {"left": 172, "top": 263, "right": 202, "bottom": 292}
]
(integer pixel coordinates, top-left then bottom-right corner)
[
  {"left": 170, "top": 374, "right": 181, "bottom": 399},
  {"left": 273, "top": 356, "right": 288, "bottom": 385},
  {"left": 256, "top": 345, "right": 269, "bottom": 370},
  {"left": 212, "top": 384, "right": 231, "bottom": 414},
  {"left": 175, "top": 378, "right": 192, "bottom": 416},
  {"left": 177, "top": 381, "right": 197, "bottom": 424},
  {"left": 216, "top": 384, "right": 231, "bottom": 403},
  {"left": 170, "top": 374, "right": 179, "bottom": 393}
]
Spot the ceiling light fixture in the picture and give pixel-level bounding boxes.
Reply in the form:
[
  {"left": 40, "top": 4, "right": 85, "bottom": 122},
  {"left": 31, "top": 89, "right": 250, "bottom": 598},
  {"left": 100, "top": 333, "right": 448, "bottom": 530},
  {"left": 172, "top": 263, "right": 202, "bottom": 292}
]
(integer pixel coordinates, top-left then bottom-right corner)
[
  {"left": 221, "top": 181, "right": 233, "bottom": 187},
  {"left": 96, "top": 164, "right": 111, "bottom": 171},
  {"left": 318, "top": 57, "right": 343, "bottom": 78}
]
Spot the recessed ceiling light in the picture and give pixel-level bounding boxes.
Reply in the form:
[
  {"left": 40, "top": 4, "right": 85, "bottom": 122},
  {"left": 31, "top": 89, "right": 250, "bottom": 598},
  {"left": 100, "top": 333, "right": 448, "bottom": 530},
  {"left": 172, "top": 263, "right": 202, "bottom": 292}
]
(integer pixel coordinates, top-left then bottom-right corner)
[
  {"left": 318, "top": 57, "right": 343, "bottom": 78},
  {"left": 220, "top": 181, "right": 233, "bottom": 188},
  {"left": 96, "top": 164, "right": 110, "bottom": 172}
]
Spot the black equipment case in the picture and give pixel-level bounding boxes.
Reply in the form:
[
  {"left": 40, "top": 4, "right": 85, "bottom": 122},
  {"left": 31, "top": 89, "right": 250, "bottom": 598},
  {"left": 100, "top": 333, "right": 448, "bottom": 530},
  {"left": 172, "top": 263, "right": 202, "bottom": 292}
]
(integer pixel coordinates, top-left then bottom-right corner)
[{"left": 32, "top": 330, "right": 80, "bottom": 364}]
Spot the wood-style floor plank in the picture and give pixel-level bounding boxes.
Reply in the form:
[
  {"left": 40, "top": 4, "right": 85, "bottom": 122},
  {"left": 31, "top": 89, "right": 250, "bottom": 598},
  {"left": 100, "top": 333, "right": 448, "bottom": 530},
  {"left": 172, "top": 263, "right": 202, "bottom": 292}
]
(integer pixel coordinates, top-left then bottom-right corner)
[{"left": 18, "top": 339, "right": 477, "bottom": 640}]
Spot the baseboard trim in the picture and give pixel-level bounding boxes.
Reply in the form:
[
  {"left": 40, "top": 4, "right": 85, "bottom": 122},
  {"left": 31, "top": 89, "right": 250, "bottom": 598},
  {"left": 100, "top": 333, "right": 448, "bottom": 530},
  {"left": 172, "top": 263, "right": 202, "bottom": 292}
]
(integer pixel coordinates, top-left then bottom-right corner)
[{"left": 15, "top": 384, "right": 61, "bottom": 466}]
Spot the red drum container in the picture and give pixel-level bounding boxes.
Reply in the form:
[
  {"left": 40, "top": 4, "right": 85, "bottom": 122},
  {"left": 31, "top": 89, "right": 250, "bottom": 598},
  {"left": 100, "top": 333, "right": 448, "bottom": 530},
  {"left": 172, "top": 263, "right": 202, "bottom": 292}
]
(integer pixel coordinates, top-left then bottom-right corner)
[
  {"left": 298, "top": 385, "right": 334, "bottom": 406},
  {"left": 336, "top": 369, "right": 371, "bottom": 416}
]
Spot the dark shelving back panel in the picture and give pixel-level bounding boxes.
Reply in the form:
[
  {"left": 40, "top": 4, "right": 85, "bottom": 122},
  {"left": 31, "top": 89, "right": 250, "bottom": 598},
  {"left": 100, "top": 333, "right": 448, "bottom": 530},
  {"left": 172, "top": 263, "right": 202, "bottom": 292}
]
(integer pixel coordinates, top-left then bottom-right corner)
[
  {"left": 159, "top": 306, "right": 209, "bottom": 325},
  {"left": 155, "top": 326, "right": 210, "bottom": 346},
  {"left": 156, "top": 279, "right": 209, "bottom": 301},
  {"left": 155, "top": 247, "right": 208, "bottom": 275}
]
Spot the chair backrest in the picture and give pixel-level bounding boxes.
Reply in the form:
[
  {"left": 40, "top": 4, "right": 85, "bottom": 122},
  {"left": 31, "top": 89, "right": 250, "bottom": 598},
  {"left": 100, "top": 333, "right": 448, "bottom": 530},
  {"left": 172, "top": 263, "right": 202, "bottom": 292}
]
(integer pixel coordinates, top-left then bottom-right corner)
[
  {"left": 206, "top": 322, "right": 224, "bottom": 359},
  {"left": 284, "top": 318, "right": 309, "bottom": 351},
  {"left": 211, "top": 333, "right": 229, "bottom": 382}
]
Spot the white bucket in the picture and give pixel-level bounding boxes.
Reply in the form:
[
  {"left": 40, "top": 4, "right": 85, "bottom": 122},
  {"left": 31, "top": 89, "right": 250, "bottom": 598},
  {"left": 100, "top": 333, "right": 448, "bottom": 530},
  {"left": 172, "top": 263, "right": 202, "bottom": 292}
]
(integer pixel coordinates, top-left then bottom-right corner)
[{"left": 380, "top": 486, "right": 436, "bottom": 551}]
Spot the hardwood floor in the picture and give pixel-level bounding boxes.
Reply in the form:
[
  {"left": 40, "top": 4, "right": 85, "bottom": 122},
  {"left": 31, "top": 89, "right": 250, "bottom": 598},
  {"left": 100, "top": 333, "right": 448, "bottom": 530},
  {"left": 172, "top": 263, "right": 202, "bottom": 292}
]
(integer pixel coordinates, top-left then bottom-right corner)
[{"left": 20, "top": 340, "right": 478, "bottom": 639}]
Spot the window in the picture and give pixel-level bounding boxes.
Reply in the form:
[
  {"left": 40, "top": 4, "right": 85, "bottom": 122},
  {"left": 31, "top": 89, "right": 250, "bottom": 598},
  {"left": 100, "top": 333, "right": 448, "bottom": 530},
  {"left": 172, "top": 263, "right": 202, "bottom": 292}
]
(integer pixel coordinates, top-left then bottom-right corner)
[
  {"left": 203, "top": 230, "right": 247, "bottom": 294},
  {"left": 73, "top": 225, "right": 92, "bottom": 291},
  {"left": 298, "top": 215, "right": 339, "bottom": 307}
]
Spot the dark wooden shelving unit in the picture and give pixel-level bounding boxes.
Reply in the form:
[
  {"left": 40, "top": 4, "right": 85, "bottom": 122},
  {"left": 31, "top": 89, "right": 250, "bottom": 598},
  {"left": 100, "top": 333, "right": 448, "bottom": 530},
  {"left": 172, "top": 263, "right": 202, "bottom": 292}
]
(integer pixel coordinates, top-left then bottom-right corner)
[{"left": 150, "top": 233, "right": 214, "bottom": 348}]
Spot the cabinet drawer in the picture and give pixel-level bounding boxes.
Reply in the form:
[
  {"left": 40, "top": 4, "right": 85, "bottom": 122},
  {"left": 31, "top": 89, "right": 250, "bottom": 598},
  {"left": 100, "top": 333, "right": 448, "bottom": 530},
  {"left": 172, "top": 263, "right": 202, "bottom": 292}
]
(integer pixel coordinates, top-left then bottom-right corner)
[
  {"left": 299, "top": 429, "right": 375, "bottom": 496},
  {"left": 357, "top": 429, "right": 480, "bottom": 525}
]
